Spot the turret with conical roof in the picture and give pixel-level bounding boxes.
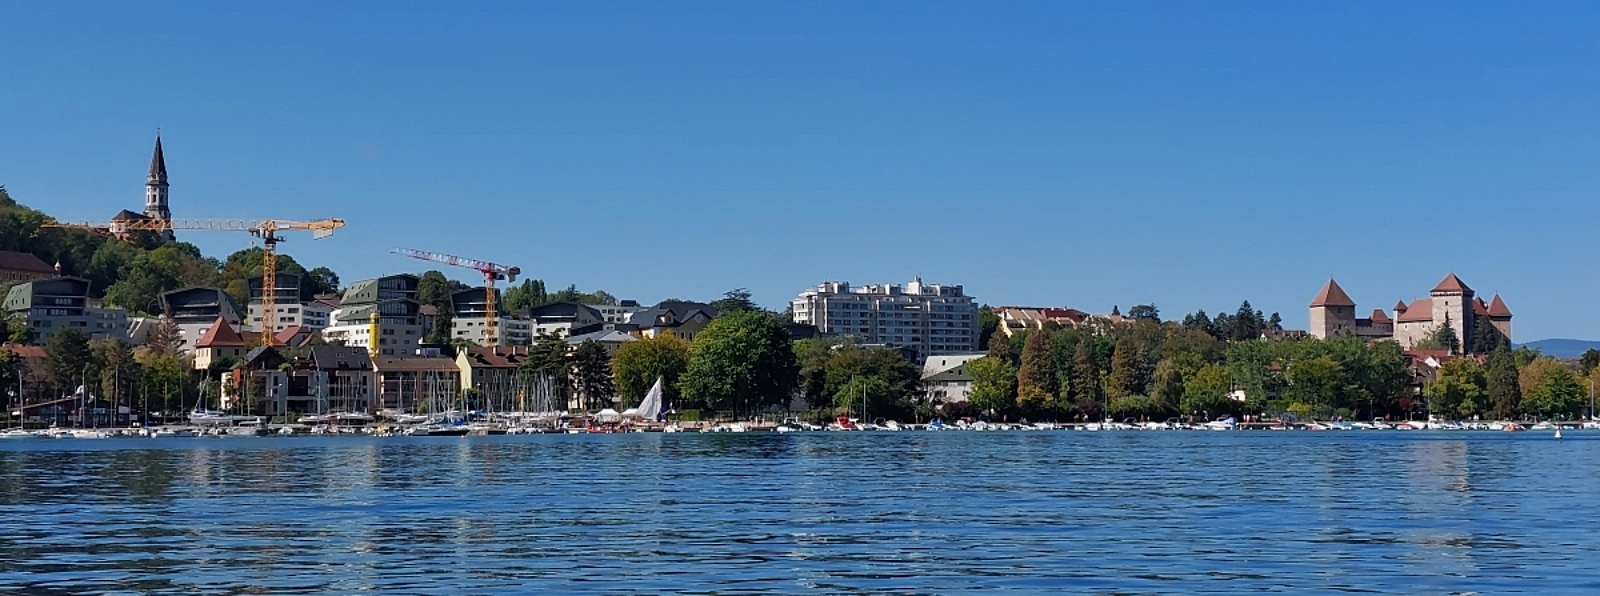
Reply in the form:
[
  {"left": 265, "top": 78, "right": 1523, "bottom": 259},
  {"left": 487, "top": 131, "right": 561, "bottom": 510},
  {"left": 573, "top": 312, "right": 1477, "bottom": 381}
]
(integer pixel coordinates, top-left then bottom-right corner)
[{"left": 1487, "top": 294, "right": 1513, "bottom": 341}]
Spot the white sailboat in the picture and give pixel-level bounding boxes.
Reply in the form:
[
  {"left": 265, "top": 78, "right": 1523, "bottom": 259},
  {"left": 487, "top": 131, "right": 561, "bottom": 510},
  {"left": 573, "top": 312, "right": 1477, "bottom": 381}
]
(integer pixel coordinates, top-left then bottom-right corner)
[{"left": 623, "top": 377, "right": 665, "bottom": 421}]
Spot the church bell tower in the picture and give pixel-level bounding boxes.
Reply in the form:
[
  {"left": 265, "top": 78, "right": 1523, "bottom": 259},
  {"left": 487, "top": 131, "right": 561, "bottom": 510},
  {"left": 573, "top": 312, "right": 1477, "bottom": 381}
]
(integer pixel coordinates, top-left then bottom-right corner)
[{"left": 144, "top": 135, "right": 174, "bottom": 241}]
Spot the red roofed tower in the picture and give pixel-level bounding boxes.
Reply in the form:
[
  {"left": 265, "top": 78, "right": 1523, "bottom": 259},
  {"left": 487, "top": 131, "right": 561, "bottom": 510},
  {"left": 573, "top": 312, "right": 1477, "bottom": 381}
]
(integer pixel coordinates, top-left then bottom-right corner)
[
  {"left": 1429, "top": 273, "right": 1474, "bottom": 353},
  {"left": 1309, "top": 279, "right": 1357, "bottom": 339},
  {"left": 1487, "top": 294, "right": 1513, "bottom": 342}
]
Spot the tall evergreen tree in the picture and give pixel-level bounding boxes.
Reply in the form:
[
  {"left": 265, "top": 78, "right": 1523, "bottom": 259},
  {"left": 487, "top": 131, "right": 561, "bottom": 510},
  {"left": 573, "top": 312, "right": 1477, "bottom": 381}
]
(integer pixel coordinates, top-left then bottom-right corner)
[
  {"left": 1108, "top": 336, "right": 1147, "bottom": 398},
  {"left": 44, "top": 328, "right": 94, "bottom": 394},
  {"left": 1016, "top": 330, "right": 1057, "bottom": 413},
  {"left": 1070, "top": 336, "right": 1101, "bottom": 405},
  {"left": 1485, "top": 347, "right": 1522, "bottom": 419},
  {"left": 1150, "top": 358, "right": 1184, "bottom": 413},
  {"left": 569, "top": 340, "right": 616, "bottom": 410},
  {"left": 987, "top": 331, "right": 1015, "bottom": 364}
]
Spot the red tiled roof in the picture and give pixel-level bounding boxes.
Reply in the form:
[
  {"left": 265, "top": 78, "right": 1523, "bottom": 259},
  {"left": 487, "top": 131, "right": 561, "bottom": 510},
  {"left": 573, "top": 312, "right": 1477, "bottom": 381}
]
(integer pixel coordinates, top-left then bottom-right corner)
[
  {"left": 1394, "top": 300, "right": 1408, "bottom": 313},
  {"left": 1431, "top": 273, "right": 1472, "bottom": 294},
  {"left": 273, "top": 326, "right": 310, "bottom": 347},
  {"left": 195, "top": 317, "right": 246, "bottom": 348},
  {"left": 1310, "top": 279, "right": 1356, "bottom": 308},
  {"left": 1488, "top": 294, "right": 1512, "bottom": 317},
  {"left": 1369, "top": 309, "right": 1391, "bottom": 323},
  {"left": 373, "top": 356, "right": 460, "bottom": 372},
  {"left": 0, "top": 251, "right": 54, "bottom": 274},
  {"left": 1396, "top": 299, "right": 1433, "bottom": 323},
  {"left": 1039, "top": 308, "right": 1089, "bottom": 324},
  {"left": 460, "top": 346, "right": 532, "bottom": 368},
  {"left": 0, "top": 344, "right": 46, "bottom": 359},
  {"left": 1471, "top": 298, "right": 1490, "bottom": 317}
]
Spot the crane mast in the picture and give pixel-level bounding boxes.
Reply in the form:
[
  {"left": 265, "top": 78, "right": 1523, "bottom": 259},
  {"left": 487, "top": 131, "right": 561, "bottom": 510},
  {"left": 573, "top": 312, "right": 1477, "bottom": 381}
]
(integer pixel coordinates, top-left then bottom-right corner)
[
  {"left": 391, "top": 248, "right": 520, "bottom": 347},
  {"left": 43, "top": 217, "right": 345, "bottom": 344}
]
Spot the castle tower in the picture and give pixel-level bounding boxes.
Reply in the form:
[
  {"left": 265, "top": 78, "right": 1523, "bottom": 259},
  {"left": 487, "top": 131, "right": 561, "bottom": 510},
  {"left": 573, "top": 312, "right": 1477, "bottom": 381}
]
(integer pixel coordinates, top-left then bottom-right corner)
[
  {"left": 1309, "top": 278, "right": 1357, "bottom": 339},
  {"left": 1429, "top": 273, "right": 1473, "bottom": 352},
  {"left": 1487, "top": 294, "right": 1513, "bottom": 342},
  {"left": 144, "top": 135, "right": 174, "bottom": 241}
]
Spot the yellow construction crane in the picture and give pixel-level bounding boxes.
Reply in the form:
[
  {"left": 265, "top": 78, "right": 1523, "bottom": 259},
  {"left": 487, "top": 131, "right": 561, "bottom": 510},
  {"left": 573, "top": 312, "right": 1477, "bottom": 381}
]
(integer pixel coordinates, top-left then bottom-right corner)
[
  {"left": 42, "top": 217, "right": 345, "bottom": 344},
  {"left": 391, "top": 248, "right": 520, "bottom": 347}
]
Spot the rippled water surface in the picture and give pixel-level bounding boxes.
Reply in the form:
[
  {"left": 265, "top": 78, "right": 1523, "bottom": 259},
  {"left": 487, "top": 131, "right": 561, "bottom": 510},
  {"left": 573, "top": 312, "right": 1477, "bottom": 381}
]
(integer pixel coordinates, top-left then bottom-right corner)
[{"left": 3, "top": 431, "right": 1600, "bottom": 594}]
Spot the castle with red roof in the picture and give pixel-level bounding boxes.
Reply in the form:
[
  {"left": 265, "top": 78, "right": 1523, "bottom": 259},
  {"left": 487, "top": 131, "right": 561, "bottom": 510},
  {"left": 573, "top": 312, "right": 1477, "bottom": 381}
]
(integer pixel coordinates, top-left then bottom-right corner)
[{"left": 1309, "top": 273, "right": 1512, "bottom": 353}]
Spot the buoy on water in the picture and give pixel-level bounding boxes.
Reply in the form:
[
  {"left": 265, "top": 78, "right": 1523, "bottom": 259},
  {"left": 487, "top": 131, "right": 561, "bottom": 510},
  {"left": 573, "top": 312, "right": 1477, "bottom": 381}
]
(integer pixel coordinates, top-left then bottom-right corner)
[{"left": 1555, "top": 427, "right": 1563, "bottom": 439}]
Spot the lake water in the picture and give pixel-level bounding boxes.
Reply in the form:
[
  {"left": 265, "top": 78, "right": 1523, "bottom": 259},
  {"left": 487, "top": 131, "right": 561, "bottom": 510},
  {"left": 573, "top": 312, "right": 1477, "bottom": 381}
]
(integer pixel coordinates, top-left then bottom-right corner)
[{"left": 2, "top": 431, "right": 1599, "bottom": 594}]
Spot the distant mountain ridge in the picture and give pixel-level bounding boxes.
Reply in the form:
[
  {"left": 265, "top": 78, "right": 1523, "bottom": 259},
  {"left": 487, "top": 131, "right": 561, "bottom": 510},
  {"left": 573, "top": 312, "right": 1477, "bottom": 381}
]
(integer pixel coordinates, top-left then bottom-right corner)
[{"left": 1518, "top": 339, "right": 1600, "bottom": 359}]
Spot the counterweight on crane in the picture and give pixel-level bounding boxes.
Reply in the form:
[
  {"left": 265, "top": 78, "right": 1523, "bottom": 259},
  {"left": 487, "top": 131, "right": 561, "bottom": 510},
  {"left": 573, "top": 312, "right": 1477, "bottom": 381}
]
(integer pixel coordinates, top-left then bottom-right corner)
[
  {"left": 42, "top": 217, "right": 345, "bottom": 344},
  {"left": 390, "top": 248, "right": 520, "bottom": 347}
]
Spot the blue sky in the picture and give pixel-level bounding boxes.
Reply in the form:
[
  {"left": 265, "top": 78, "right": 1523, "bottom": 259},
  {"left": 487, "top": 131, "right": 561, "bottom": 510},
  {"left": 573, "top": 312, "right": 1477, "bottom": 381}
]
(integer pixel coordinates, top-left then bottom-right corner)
[{"left": 3, "top": 2, "right": 1598, "bottom": 340}]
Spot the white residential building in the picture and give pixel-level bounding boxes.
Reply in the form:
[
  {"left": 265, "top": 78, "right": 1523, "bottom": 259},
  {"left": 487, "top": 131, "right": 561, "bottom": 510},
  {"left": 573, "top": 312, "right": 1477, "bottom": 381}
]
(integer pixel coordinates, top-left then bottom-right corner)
[
  {"left": 3, "top": 277, "right": 129, "bottom": 343},
  {"left": 587, "top": 300, "right": 642, "bottom": 324},
  {"left": 922, "top": 352, "right": 986, "bottom": 404},
  {"left": 320, "top": 275, "right": 425, "bottom": 357},
  {"left": 791, "top": 278, "right": 978, "bottom": 361}
]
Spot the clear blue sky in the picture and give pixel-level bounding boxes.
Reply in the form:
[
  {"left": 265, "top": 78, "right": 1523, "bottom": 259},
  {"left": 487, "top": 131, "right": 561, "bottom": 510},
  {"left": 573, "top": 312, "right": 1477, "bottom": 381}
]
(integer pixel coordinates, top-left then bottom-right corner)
[{"left": 3, "top": 2, "right": 1598, "bottom": 340}]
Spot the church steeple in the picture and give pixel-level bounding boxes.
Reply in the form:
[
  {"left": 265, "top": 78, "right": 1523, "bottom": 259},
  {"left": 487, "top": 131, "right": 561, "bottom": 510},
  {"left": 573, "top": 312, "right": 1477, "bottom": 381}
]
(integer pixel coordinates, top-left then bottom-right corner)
[
  {"left": 148, "top": 135, "right": 168, "bottom": 186},
  {"left": 144, "top": 134, "right": 174, "bottom": 240}
]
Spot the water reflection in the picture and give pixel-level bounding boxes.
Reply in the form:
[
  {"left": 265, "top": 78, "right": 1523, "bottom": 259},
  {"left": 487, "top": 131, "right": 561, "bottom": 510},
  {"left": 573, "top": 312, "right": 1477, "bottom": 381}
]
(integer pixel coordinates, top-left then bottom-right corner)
[{"left": 1, "top": 433, "right": 1598, "bottom": 593}]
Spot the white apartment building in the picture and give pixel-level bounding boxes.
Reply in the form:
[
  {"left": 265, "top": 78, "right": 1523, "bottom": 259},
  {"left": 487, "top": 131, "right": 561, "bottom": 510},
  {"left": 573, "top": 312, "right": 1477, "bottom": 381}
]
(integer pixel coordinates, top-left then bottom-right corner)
[
  {"left": 247, "top": 302, "right": 332, "bottom": 333},
  {"left": 587, "top": 300, "right": 642, "bottom": 324},
  {"left": 3, "top": 277, "right": 129, "bottom": 344},
  {"left": 791, "top": 278, "right": 978, "bottom": 361},
  {"left": 320, "top": 275, "right": 426, "bottom": 357},
  {"left": 452, "top": 316, "right": 534, "bottom": 346}
]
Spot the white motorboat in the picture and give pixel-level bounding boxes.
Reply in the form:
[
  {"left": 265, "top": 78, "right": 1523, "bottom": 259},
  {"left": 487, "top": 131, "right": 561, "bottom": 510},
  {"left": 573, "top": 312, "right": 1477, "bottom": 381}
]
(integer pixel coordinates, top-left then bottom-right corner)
[
  {"left": 1203, "top": 416, "right": 1237, "bottom": 431},
  {"left": 152, "top": 428, "right": 198, "bottom": 438},
  {"left": 0, "top": 429, "right": 39, "bottom": 439}
]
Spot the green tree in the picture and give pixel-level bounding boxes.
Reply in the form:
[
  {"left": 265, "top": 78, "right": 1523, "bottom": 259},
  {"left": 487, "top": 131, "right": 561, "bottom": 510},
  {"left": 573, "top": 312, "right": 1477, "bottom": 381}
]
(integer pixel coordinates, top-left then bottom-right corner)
[
  {"left": 1518, "top": 357, "right": 1565, "bottom": 402},
  {"left": 1424, "top": 358, "right": 1487, "bottom": 419},
  {"left": 1149, "top": 358, "right": 1184, "bottom": 413},
  {"left": 678, "top": 310, "right": 799, "bottom": 416},
  {"left": 1181, "top": 364, "right": 1233, "bottom": 418},
  {"left": 516, "top": 331, "right": 572, "bottom": 408},
  {"left": 501, "top": 279, "right": 548, "bottom": 313},
  {"left": 91, "top": 338, "right": 140, "bottom": 407},
  {"left": 611, "top": 334, "right": 690, "bottom": 409},
  {"left": 1525, "top": 366, "right": 1584, "bottom": 419},
  {"left": 1069, "top": 335, "right": 1103, "bottom": 408},
  {"left": 986, "top": 331, "right": 1015, "bottom": 364},
  {"left": 1015, "top": 330, "right": 1057, "bottom": 414},
  {"left": 1107, "top": 336, "right": 1148, "bottom": 398},
  {"left": 1416, "top": 321, "right": 1462, "bottom": 355},
  {"left": 569, "top": 340, "right": 616, "bottom": 410},
  {"left": 1284, "top": 355, "right": 1345, "bottom": 417},
  {"left": 794, "top": 336, "right": 850, "bottom": 411},
  {"left": 977, "top": 306, "right": 999, "bottom": 351},
  {"left": 966, "top": 356, "right": 1016, "bottom": 417},
  {"left": 44, "top": 328, "right": 94, "bottom": 394},
  {"left": 1581, "top": 349, "right": 1600, "bottom": 376},
  {"left": 305, "top": 266, "right": 340, "bottom": 297},
  {"left": 417, "top": 270, "right": 470, "bottom": 345},
  {"left": 1126, "top": 304, "right": 1160, "bottom": 322},
  {"left": 102, "top": 242, "right": 221, "bottom": 315},
  {"left": 823, "top": 347, "right": 921, "bottom": 420},
  {"left": 709, "top": 288, "right": 758, "bottom": 315},
  {"left": 1485, "top": 347, "right": 1522, "bottom": 419}
]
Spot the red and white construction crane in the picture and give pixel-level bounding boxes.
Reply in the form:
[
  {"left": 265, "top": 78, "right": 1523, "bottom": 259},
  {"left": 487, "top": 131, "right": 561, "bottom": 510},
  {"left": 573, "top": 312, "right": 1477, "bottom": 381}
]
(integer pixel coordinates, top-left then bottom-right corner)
[{"left": 391, "top": 248, "right": 521, "bottom": 347}]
